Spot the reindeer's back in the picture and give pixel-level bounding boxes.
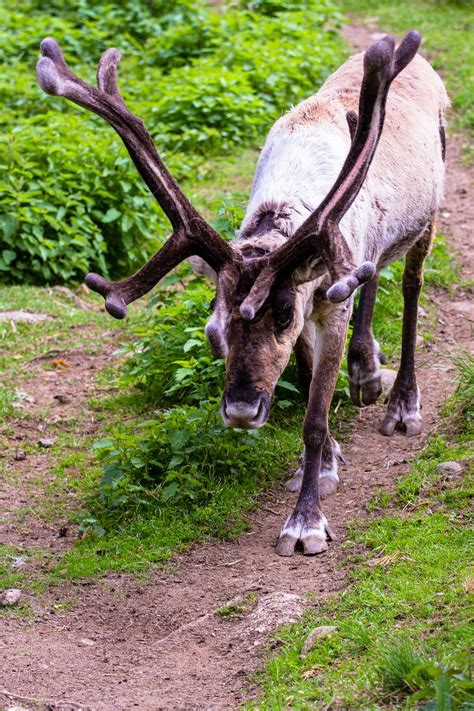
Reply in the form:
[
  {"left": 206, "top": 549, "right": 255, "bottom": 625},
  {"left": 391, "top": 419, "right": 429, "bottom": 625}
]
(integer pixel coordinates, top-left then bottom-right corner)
[
  {"left": 242, "top": 50, "right": 449, "bottom": 266},
  {"left": 282, "top": 51, "right": 449, "bottom": 263}
]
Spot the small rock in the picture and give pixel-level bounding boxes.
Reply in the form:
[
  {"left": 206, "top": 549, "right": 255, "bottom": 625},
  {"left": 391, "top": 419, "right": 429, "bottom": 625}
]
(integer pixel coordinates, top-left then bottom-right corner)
[
  {"left": 14, "top": 390, "right": 35, "bottom": 404},
  {"left": 300, "top": 625, "right": 338, "bottom": 658},
  {"left": 380, "top": 368, "right": 397, "bottom": 395},
  {"left": 0, "top": 310, "right": 51, "bottom": 323},
  {"left": 14, "top": 449, "right": 26, "bottom": 461},
  {"left": 38, "top": 438, "right": 54, "bottom": 449},
  {"left": 236, "top": 592, "right": 308, "bottom": 649},
  {"left": 7, "top": 707, "right": 30, "bottom": 711},
  {"left": 0, "top": 588, "right": 22, "bottom": 606},
  {"left": 435, "top": 461, "right": 464, "bottom": 477},
  {"left": 79, "top": 637, "right": 95, "bottom": 647}
]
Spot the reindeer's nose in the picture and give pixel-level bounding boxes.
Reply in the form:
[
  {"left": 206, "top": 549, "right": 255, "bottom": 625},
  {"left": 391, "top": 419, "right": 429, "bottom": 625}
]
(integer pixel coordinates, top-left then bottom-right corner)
[{"left": 221, "top": 392, "right": 270, "bottom": 429}]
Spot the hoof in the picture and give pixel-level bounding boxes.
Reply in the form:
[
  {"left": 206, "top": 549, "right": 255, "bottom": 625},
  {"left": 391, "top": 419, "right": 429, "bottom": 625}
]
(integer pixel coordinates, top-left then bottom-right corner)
[
  {"left": 275, "top": 514, "right": 334, "bottom": 557},
  {"left": 380, "top": 412, "right": 422, "bottom": 437},
  {"left": 286, "top": 469, "right": 303, "bottom": 492},
  {"left": 275, "top": 534, "right": 299, "bottom": 557},
  {"left": 349, "top": 374, "right": 383, "bottom": 407},
  {"left": 319, "top": 476, "right": 338, "bottom": 498},
  {"left": 302, "top": 535, "right": 329, "bottom": 556},
  {"left": 380, "top": 386, "right": 422, "bottom": 437},
  {"left": 348, "top": 339, "right": 385, "bottom": 406}
]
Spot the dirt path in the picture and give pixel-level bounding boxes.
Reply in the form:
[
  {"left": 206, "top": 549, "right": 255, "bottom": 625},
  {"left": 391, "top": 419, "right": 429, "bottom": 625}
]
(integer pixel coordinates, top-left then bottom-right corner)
[{"left": 1, "top": 24, "right": 473, "bottom": 711}]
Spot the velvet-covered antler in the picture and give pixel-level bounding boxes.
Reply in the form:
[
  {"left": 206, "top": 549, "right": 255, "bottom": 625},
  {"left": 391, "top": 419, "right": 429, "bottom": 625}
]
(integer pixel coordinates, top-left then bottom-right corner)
[
  {"left": 36, "top": 38, "right": 235, "bottom": 318},
  {"left": 239, "top": 30, "right": 421, "bottom": 320}
]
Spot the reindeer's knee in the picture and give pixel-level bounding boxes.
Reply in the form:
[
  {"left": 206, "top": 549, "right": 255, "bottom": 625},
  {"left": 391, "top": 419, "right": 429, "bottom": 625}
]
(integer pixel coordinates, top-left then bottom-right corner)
[{"left": 303, "top": 420, "right": 327, "bottom": 451}]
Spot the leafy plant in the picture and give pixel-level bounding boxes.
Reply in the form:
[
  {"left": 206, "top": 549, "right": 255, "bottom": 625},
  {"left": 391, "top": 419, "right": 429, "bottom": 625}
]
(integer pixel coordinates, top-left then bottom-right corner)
[
  {"left": 0, "top": 0, "right": 346, "bottom": 283},
  {"left": 92, "top": 400, "right": 284, "bottom": 517},
  {"left": 122, "top": 277, "right": 224, "bottom": 404}
]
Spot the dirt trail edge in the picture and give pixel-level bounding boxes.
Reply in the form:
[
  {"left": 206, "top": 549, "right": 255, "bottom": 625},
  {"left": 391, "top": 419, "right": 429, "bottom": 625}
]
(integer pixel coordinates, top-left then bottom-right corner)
[{"left": 2, "top": 25, "right": 473, "bottom": 711}]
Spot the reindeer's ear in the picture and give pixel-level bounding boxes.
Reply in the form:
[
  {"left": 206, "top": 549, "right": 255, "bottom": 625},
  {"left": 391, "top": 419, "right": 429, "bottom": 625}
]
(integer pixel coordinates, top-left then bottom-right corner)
[
  {"left": 292, "top": 257, "right": 327, "bottom": 285},
  {"left": 189, "top": 256, "right": 218, "bottom": 283}
]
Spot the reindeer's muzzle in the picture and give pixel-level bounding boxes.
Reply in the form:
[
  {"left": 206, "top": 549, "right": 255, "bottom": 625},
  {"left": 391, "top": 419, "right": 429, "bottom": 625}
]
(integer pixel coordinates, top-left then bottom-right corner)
[{"left": 221, "top": 391, "right": 270, "bottom": 429}]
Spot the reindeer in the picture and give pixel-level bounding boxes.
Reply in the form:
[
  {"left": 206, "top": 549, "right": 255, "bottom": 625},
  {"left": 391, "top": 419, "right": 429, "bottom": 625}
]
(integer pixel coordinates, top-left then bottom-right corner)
[{"left": 36, "top": 31, "right": 448, "bottom": 556}]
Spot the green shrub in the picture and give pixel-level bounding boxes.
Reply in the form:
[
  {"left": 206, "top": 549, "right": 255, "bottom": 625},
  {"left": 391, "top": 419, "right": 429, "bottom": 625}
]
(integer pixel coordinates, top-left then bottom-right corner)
[
  {"left": 0, "top": 0, "right": 345, "bottom": 284},
  {"left": 93, "top": 401, "right": 271, "bottom": 514},
  {"left": 122, "top": 278, "right": 224, "bottom": 405},
  {"left": 0, "top": 114, "right": 168, "bottom": 281}
]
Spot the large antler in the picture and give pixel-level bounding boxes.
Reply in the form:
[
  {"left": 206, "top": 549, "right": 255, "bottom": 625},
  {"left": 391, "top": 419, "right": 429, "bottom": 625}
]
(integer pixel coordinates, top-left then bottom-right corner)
[
  {"left": 36, "top": 38, "right": 235, "bottom": 319},
  {"left": 240, "top": 30, "right": 422, "bottom": 320}
]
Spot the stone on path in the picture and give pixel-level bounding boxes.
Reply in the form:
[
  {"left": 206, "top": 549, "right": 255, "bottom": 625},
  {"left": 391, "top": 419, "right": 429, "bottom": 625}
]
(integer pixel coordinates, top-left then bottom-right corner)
[
  {"left": 300, "top": 625, "right": 338, "bottom": 658},
  {"left": 0, "top": 589, "right": 22, "bottom": 606},
  {"left": 436, "top": 461, "right": 465, "bottom": 477},
  {"left": 236, "top": 592, "right": 309, "bottom": 651},
  {"left": 0, "top": 311, "right": 51, "bottom": 323}
]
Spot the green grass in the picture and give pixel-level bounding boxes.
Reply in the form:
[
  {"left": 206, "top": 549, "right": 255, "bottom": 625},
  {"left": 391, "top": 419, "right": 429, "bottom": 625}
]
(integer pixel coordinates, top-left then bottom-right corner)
[
  {"left": 251, "top": 354, "right": 474, "bottom": 710},
  {"left": 342, "top": 0, "right": 474, "bottom": 144}
]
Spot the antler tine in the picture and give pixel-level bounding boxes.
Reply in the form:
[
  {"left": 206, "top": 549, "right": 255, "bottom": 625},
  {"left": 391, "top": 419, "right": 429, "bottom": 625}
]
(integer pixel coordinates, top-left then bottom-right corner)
[
  {"left": 240, "top": 31, "right": 421, "bottom": 319},
  {"left": 36, "top": 38, "right": 234, "bottom": 318}
]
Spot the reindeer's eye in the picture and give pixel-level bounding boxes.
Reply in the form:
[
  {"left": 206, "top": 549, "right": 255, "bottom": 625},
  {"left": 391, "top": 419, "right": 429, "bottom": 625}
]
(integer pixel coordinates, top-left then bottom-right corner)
[{"left": 275, "top": 301, "right": 293, "bottom": 331}]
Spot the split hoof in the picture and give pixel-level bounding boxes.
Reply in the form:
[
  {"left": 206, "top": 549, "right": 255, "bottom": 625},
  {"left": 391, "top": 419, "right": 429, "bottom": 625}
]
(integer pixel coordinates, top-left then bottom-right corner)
[
  {"left": 380, "top": 387, "right": 422, "bottom": 437},
  {"left": 380, "top": 412, "right": 422, "bottom": 437},
  {"left": 275, "top": 515, "right": 334, "bottom": 557},
  {"left": 319, "top": 476, "right": 338, "bottom": 498},
  {"left": 285, "top": 470, "right": 303, "bottom": 492}
]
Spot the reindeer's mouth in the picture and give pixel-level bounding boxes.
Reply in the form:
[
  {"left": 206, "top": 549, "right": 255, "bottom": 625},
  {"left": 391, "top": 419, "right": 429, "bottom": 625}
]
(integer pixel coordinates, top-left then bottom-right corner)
[{"left": 220, "top": 392, "right": 270, "bottom": 429}]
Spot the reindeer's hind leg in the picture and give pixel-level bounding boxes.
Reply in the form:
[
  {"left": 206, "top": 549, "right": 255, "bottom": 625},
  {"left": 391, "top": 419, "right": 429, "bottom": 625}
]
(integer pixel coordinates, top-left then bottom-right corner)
[
  {"left": 348, "top": 273, "right": 385, "bottom": 406},
  {"left": 380, "top": 221, "right": 434, "bottom": 437}
]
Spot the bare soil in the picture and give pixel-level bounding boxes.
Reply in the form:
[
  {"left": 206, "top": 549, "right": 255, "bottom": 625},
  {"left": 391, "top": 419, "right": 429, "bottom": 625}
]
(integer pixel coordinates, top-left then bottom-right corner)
[{"left": 1, "top": 24, "right": 473, "bottom": 711}]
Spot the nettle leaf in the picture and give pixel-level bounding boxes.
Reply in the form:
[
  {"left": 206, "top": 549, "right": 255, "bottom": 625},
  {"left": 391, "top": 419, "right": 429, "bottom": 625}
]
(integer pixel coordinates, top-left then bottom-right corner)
[
  {"left": 102, "top": 463, "right": 125, "bottom": 486},
  {"left": 162, "top": 481, "right": 179, "bottom": 501},
  {"left": 174, "top": 367, "right": 193, "bottom": 382},
  {"left": 102, "top": 207, "right": 122, "bottom": 223},
  {"left": 0, "top": 214, "right": 18, "bottom": 241},
  {"left": 168, "top": 428, "right": 190, "bottom": 451},
  {"left": 1, "top": 249, "right": 16, "bottom": 265},
  {"left": 183, "top": 338, "right": 202, "bottom": 353},
  {"left": 277, "top": 379, "right": 300, "bottom": 393}
]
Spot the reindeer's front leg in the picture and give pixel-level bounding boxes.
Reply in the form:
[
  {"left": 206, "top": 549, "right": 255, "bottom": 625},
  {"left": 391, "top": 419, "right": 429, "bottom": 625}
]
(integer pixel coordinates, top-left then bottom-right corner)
[{"left": 276, "top": 305, "right": 351, "bottom": 556}]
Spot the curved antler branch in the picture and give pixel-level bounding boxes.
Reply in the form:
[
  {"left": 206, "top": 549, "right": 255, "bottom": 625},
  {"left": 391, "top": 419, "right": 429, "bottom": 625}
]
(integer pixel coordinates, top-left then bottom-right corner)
[
  {"left": 36, "top": 38, "right": 234, "bottom": 318},
  {"left": 240, "top": 31, "right": 421, "bottom": 319}
]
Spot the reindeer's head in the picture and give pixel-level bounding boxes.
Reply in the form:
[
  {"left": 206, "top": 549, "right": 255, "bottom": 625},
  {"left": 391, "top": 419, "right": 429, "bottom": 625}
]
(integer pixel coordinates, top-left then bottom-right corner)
[
  {"left": 36, "top": 32, "right": 421, "bottom": 428},
  {"left": 191, "top": 233, "right": 317, "bottom": 427}
]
